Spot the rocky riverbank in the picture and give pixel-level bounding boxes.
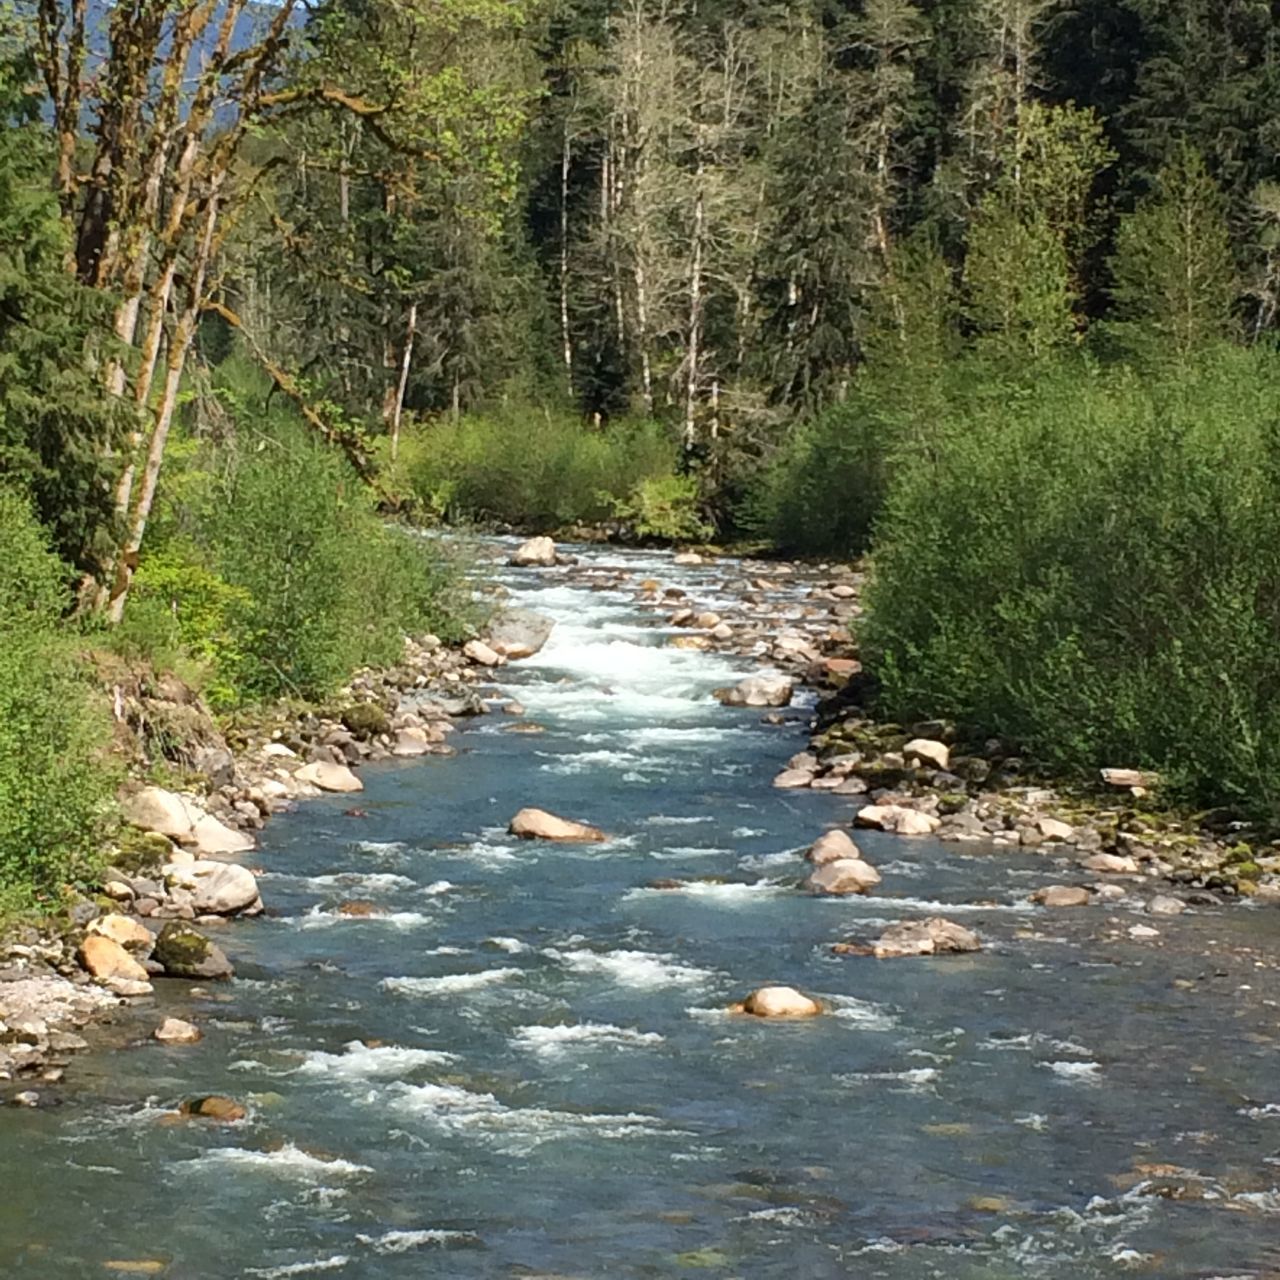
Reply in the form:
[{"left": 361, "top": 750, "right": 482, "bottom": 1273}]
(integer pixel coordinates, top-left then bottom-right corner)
[{"left": 0, "top": 571, "right": 560, "bottom": 1098}]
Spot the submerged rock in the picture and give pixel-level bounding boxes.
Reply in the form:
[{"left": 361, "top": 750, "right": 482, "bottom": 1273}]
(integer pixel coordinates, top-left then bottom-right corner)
[
  {"left": 736, "top": 986, "right": 822, "bottom": 1018},
  {"left": 510, "top": 536, "right": 557, "bottom": 567},
  {"left": 179, "top": 1094, "right": 246, "bottom": 1122},
  {"left": 509, "top": 807, "right": 606, "bottom": 843},
  {"left": 872, "top": 918, "right": 980, "bottom": 958},
  {"left": 153, "top": 922, "right": 234, "bottom": 980}
]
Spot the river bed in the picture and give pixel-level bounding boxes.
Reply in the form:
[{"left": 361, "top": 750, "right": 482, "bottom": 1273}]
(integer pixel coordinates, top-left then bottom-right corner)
[{"left": 5, "top": 542, "right": 1280, "bottom": 1278}]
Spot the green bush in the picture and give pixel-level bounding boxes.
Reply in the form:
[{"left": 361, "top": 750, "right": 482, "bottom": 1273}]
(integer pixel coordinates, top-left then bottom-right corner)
[
  {"left": 861, "top": 345, "right": 1280, "bottom": 810},
  {"left": 610, "top": 474, "right": 711, "bottom": 543},
  {"left": 134, "top": 412, "right": 470, "bottom": 707},
  {"left": 404, "top": 406, "right": 681, "bottom": 530},
  {"left": 0, "top": 491, "right": 114, "bottom": 910}
]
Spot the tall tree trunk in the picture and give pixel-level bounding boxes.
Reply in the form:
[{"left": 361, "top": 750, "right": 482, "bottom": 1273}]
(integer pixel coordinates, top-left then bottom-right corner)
[
  {"left": 683, "top": 180, "right": 705, "bottom": 448},
  {"left": 559, "top": 122, "right": 575, "bottom": 397},
  {"left": 391, "top": 302, "right": 418, "bottom": 463}
]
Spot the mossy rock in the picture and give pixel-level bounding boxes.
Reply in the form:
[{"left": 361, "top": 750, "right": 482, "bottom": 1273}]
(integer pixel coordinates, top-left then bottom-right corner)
[
  {"left": 154, "top": 922, "right": 233, "bottom": 980},
  {"left": 341, "top": 702, "right": 391, "bottom": 740},
  {"left": 1224, "top": 843, "right": 1257, "bottom": 867},
  {"left": 111, "top": 828, "right": 175, "bottom": 874},
  {"left": 1229, "top": 861, "right": 1262, "bottom": 881}
]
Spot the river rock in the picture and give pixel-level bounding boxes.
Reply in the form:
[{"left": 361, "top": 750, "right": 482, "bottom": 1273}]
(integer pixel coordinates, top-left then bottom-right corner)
[
  {"left": 78, "top": 935, "right": 149, "bottom": 982},
  {"left": 88, "top": 914, "right": 154, "bottom": 953},
  {"left": 1031, "top": 884, "right": 1091, "bottom": 907},
  {"left": 1036, "top": 817, "right": 1075, "bottom": 842},
  {"left": 154, "top": 1017, "right": 202, "bottom": 1045},
  {"left": 807, "top": 829, "right": 863, "bottom": 866},
  {"left": 153, "top": 922, "right": 234, "bottom": 980},
  {"left": 903, "top": 738, "right": 950, "bottom": 770},
  {"left": 392, "top": 727, "right": 431, "bottom": 756},
  {"left": 121, "top": 786, "right": 197, "bottom": 842},
  {"left": 872, "top": 917, "right": 980, "bottom": 958},
  {"left": 806, "top": 858, "right": 881, "bottom": 895},
  {"left": 738, "top": 986, "right": 821, "bottom": 1018},
  {"left": 673, "top": 551, "right": 703, "bottom": 565},
  {"left": 509, "top": 807, "right": 606, "bottom": 843},
  {"left": 463, "top": 638, "right": 505, "bottom": 667},
  {"left": 510, "top": 536, "right": 556, "bottom": 567},
  {"left": 715, "top": 675, "right": 793, "bottom": 708},
  {"left": 772, "top": 768, "right": 814, "bottom": 789},
  {"left": 1146, "top": 895, "right": 1186, "bottom": 916},
  {"left": 191, "top": 813, "right": 254, "bottom": 856},
  {"left": 165, "top": 860, "right": 260, "bottom": 916},
  {"left": 855, "top": 805, "right": 941, "bottom": 836},
  {"left": 1082, "top": 852, "right": 1140, "bottom": 874},
  {"left": 294, "top": 761, "right": 363, "bottom": 793},
  {"left": 488, "top": 608, "right": 555, "bottom": 659},
  {"left": 179, "top": 1094, "right": 246, "bottom": 1122}
]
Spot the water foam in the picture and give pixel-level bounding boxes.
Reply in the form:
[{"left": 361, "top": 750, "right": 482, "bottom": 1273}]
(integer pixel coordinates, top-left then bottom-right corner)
[
  {"left": 382, "top": 968, "right": 521, "bottom": 997},
  {"left": 294, "top": 1041, "right": 456, "bottom": 1079},
  {"left": 184, "top": 1144, "right": 371, "bottom": 1179},
  {"left": 546, "top": 947, "right": 713, "bottom": 989},
  {"left": 513, "top": 1022, "right": 665, "bottom": 1056}
]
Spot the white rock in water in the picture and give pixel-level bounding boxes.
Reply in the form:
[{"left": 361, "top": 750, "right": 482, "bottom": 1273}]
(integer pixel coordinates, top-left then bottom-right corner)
[
  {"left": 772, "top": 768, "right": 814, "bottom": 789},
  {"left": 153, "top": 1017, "right": 202, "bottom": 1045},
  {"left": 1036, "top": 817, "right": 1075, "bottom": 842},
  {"left": 806, "top": 858, "right": 881, "bottom": 896},
  {"left": 1146, "top": 895, "right": 1186, "bottom": 916},
  {"left": 672, "top": 551, "right": 703, "bottom": 565},
  {"left": 1030, "top": 884, "right": 1091, "bottom": 907},
  {"left": 1081, "top": 852, "right": 1139, "bottom": 874},
  {"left": 872, "top": 917, "right": 980, "bottom": 958},
  {"left": 392, "top": 727, "right": 431, "bottom": 756},
  {"left": 855, "top": 805, "right": 940, "bottom": 836},
  {"left": 294, "top": 761, "right": 363, "bottom": 793},
  {"left": 510, "top": 536, "right": 557, "bottom": 567},
  {"left": 807, "top": 829, "right": 863, "bottom": 866},
  {"left": 509, "top": 807, "right": 606, "bottom": 843},
  {"left": 903, "top": 738, "right": 950, "bottom": 770},
  {"left": 738, "top": 986, "right": 821, "bottom": 1018},
  {"left": 165, "top": 860, "right": 260, "bottom": 916},
  {"left": 715, "top": 675, "right": 793, "bottom": 708}
]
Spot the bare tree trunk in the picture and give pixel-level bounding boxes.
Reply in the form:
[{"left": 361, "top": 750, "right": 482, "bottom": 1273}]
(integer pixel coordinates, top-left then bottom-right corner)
[
  {"left": 683, "top": 180, "right": 705, "bottom": 448},
  {"left": 391, "top": 302, "right": 418, "bottom": 464},
  {"left": 559, "top": 122, "right": 575, "bottom": 397}
]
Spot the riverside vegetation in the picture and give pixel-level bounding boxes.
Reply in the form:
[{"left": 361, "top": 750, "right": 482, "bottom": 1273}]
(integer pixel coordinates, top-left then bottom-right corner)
[{"left": 6, "top": 0, "right": 1280, "bottom": 920}]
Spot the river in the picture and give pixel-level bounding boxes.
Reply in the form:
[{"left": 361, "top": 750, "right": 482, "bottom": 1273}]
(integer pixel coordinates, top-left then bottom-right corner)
[{"left": 5, "top": 541, "right": 1280, "bottom": 1277}]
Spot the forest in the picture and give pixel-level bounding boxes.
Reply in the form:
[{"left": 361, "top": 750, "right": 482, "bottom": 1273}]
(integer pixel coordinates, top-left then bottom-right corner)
[{"left": 4, "top": 0, "right": 1280, "bottom": 903}]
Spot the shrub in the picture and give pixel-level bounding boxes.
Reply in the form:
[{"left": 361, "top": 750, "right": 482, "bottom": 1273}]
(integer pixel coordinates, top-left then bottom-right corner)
[
  {"left": 0, "top": 491, "right": 114, "bottom": 910},
  {"left": 405, "top": 406, "right": 681, "bottom": 530},
  {"left": 610, "top": 474, "right": 711, "bottom": 542},
  {"left": 862, "top": 345, "right": 1280, "bottom": 811}
]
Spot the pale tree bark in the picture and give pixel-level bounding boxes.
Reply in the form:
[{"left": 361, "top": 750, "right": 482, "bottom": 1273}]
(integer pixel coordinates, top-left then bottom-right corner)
[{"left": 391, "top": 302, "right": 418, "bottom": 463}]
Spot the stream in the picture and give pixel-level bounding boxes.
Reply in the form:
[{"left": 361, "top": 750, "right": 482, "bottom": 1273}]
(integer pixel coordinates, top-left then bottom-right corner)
[{"left": 6, "top": 542, "right": 1280, "bottom": 1278}]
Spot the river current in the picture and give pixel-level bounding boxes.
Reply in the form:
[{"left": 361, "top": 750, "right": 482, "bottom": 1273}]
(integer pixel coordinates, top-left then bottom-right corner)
[{"left": 6, "top": 542, "right": 1280, "bottom": 1277}]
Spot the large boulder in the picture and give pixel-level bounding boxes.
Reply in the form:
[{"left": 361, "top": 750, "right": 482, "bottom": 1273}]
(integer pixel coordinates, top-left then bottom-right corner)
[
  {"left": 463, "top": 639, "right": 505, "bottom": 667},
  {"left": 903, "top": 738, "right": 950, "bottom": 771},
  {"left": 807, "top": 829, "right": 863, "bottom": 866},
  {"left": 806, "top": 858, "right": 881, "bottom": 896},
  {"left": 488, "top": 608, "right": 555, "bottom": 660},
  {"left": 855, "top": 805, "right": 940, "bottom": 836},
  {"left": 153, "top": 922, "right": 234, "bottom": 980},
  {"left": 191, "top": 813, "right": 254, "bottom": 856},
  {"left": 508, "top": 807, "right": 606, "bottom": 843},
  {"left": 510, "top": 536, "right": 557, "bottom": 567},
  {"left": 872, "top": 917, "right": 980, "bottom": 958},
  {"left": 714, "top": 675, "right": 793, "bottom": 708},
  {"left": 154, "top": 1017, "right": 202, "bottom": 1045},
  {"left": 294, "top": 761, "right": 363, "bottom": 793},
  {"left": 164, "top": 860, "right": 261, "bottom": 916},
  {"left": 79, "top": 935, "right": 149, "bottom": 983},
  {"left": 737, "top": 986, "right": 822, "bottom": 1018},
  {"left": 88, "top": 914, "right": 155, "bottom": 954},
  {"left": 122, "top": 786, "right": 197, "bottom": 843}
]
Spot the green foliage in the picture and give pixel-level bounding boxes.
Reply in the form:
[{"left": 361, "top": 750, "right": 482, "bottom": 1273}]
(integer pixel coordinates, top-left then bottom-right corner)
[
  {"left": 0, "top": 41, "right": 128, "bottom": 576},
  {"left": 610, "top": 474, "right": 710, "bottom": 543},
  {"left": 405, "top": 406, "right": 682, "bottom": 530},
  {"left": 0, "top": 492, "right": 114, "bottom": 910},
  {"left": 862, "top": 345, "right": 1280, "bottom": 811},
  {"left": 1108, "top": 146, "right": 1239, "bottom": 360}
]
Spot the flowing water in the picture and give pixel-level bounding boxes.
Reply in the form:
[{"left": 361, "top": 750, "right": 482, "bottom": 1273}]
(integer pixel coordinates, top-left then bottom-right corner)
[{"left": 6, "top": 543, "right": 1280, "bottom": 1278}]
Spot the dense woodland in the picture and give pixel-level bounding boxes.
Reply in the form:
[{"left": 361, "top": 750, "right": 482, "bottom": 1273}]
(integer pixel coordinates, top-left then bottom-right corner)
[{"left": 4, "top": 0, "right": 1280, "bottom": 904}]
